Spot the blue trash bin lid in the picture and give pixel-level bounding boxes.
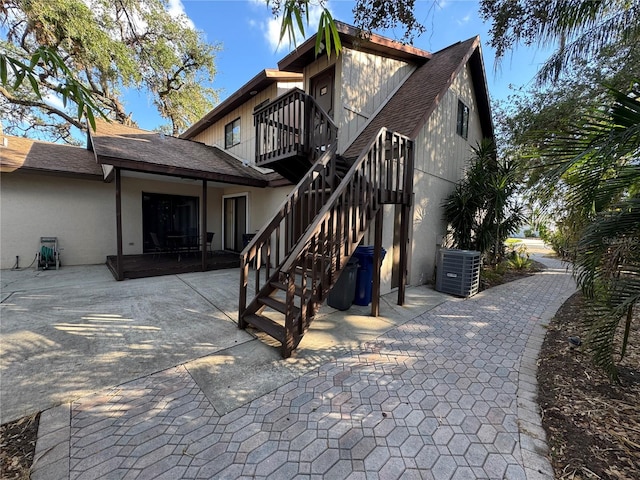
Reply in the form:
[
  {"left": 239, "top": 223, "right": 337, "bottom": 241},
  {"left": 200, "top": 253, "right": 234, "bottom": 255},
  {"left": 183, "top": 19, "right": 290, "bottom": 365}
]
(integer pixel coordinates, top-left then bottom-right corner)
[{"left": 354, "top": 246, "right": 386, "bottom": 261}]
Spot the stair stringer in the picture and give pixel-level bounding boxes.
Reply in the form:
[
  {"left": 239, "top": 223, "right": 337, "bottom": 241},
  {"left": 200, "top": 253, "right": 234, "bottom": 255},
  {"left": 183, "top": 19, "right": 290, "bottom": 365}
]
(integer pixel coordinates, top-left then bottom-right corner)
[{"left": 239, "top": 127, "right": 414, "bottom": 358}]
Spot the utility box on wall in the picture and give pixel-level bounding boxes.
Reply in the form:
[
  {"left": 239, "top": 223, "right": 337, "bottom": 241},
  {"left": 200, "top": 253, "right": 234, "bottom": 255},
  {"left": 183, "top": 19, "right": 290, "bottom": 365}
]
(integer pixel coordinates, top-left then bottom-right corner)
[{"left": 435, "top": 249, "right": 481, "bottom": 297}]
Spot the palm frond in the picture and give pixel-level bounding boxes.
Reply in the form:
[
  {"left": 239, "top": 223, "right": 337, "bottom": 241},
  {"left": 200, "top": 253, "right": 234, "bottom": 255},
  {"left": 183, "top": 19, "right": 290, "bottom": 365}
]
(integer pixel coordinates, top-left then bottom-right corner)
[
  {"left": 583, "top": 297, "right": 626, "bottom": 381},
  {"left": 537, "top": 3, "right": 640, "bottom": 83},
  {"left": 539, "top": 80, "right": 640, "bottom": 380}
]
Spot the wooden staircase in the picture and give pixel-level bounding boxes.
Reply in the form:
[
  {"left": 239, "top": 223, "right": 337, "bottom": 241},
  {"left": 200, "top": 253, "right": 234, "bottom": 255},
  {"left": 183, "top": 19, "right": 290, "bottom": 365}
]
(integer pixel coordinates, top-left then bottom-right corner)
[{"left": 239, "top": 90, "right": 414, "bottom": 358}]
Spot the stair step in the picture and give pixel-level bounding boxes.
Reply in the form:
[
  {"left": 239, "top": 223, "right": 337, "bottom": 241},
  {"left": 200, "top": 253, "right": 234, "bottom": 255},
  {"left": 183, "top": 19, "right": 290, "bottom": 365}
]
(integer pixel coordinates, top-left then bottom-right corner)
[
  {"left": 259, "top": 296, "right": 301, "bottom": 315},
  {"left": 243, "top": 314, "right": 285, "bottom": 343},
  {"left": 270, "top": 281, "right": 312, "bottom": 298}
]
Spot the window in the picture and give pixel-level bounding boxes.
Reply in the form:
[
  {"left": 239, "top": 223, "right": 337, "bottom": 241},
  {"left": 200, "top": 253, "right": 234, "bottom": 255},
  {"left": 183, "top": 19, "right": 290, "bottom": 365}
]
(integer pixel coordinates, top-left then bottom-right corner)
[
  {"left": 225, "top": 118, "right": 241, "bottom": 149},
  {"left": 456, "top": 100, "right": 469, "bottom": 140}
]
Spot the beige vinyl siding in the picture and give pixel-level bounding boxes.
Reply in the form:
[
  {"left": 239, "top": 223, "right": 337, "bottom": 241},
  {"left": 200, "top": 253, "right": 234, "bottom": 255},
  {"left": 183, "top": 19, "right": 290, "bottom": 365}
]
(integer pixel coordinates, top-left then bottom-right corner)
[
  {"left": 338, "top": 49, "right": 413, "bottom": 154},
  {"left": 303, "top": 54, "right": 339, "bottom": 95},
  {"left": 413, "top": 63, "right": 483, "bottom": 181},
  {"left": 409, "top": 62, "right": 486, "bottom": 285},
  {"left": 191, "top": 81, "right": 302, "bottom": 164},
  {"left": 302, "top": 49, "right": 412, "bottom": 155}
]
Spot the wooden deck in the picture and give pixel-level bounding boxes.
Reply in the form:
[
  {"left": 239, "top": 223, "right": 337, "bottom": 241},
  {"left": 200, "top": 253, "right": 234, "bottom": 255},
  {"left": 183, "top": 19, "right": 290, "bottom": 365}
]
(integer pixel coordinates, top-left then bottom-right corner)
[{"left": 106, "top": 250, "right": 240, "bottom": 280}]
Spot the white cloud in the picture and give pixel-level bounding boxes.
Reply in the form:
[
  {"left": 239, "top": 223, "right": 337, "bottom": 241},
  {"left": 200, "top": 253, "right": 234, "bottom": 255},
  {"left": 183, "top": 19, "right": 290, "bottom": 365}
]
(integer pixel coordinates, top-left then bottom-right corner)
[
  {"left": 457, "top": 13, "right": 471, "bottom": 26},
  {"left": 44, "top": 94, "right": 66, "bottom": 112},
  {"left": 167, "top": 0, "right": 195, "bottom": 30},
  {"left": 253, "top": 1, "right": 329, "bottom": 53}
]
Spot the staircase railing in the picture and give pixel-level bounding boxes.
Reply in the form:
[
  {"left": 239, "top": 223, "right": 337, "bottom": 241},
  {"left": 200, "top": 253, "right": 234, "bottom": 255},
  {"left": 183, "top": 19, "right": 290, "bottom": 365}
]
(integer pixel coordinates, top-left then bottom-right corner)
[
  {"left": 240, "top": 92, "right": 338, "bottom": 321},
  {"left": 254, "top": 87, "right": 337, "bottom": 167},
  {"left": 274, "top": 128, "right": 413, "bottom": 353}
]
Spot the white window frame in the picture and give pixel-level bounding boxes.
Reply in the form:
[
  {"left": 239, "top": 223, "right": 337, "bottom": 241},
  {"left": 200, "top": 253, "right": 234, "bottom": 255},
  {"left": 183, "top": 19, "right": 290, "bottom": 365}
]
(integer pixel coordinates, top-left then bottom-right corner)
[{"left": 221, "top": 192, "right": 250, "bottom": 251}]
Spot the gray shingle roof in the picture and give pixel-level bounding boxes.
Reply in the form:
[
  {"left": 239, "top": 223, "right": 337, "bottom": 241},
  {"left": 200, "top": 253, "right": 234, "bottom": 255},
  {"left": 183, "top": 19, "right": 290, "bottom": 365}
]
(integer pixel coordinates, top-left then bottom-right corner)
[
  {"left": 90, "top": 120, "right": 278, "bottom": 187},
  {"left": 0, "top": 135, "right": 103, "bottom": 178}
]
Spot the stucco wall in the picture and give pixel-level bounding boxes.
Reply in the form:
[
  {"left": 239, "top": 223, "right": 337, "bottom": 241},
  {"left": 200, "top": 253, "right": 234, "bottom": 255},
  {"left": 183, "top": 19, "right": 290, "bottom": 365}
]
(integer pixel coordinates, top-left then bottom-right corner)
[
  {"left": 0, "top": 173, "right": 115, "bottom": 268},
  {"left": 0, "top": 173, "right": 242, "bottom": 269},
  {"left": 221, "top": 184, "right": 291, "bottom": 235}
]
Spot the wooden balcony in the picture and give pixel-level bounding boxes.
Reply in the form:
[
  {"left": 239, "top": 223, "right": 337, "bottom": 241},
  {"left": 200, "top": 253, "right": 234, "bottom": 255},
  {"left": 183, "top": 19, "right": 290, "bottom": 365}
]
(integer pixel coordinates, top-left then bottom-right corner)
[{"left": 254, "top": 88, "right": 337, "bottom": 183}]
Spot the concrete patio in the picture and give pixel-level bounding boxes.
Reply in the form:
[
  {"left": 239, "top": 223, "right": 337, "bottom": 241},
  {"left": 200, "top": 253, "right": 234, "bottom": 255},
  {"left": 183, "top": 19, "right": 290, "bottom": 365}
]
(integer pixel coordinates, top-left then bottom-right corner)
[{"left": 1, "top": 263, "right": 448, "bottom": 424}]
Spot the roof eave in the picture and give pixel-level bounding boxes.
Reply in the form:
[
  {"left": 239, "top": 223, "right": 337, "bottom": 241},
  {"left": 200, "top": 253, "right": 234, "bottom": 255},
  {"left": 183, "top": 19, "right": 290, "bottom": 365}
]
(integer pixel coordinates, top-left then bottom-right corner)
[
  {"left": 469, "top": 44, "right": 494, "bottom": 140},
  {"left": 94, "top": 154, "right": 269, "bottom": 187},
  {"left": 1, "top": 166, "right": 104, "bottom": 181},
  {"left": 180, "top": 69, "right": 303, "bottom": 139},
  {"left": 409, "top": 36, "right": 493, "bottom": 141},
  {"left": 278, "top": 21, "right": 431, "bottom": 73}
]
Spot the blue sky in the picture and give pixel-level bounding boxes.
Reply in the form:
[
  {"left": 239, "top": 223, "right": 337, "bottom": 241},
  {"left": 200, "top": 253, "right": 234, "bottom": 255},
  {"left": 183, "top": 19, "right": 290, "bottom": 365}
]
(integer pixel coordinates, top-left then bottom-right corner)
[{"left": 127, "top": 0, "right": 555, "bottom": 132}]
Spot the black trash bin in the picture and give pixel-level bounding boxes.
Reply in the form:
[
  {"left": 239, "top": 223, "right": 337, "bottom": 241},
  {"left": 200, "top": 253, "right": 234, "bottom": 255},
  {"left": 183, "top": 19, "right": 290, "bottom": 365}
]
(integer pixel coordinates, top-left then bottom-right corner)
[
  {"left": 353, "top": 245, "right": 386, "bottom": 306},
  {"left": 327, "top": 257, "right": 359, "bottom": 310}
]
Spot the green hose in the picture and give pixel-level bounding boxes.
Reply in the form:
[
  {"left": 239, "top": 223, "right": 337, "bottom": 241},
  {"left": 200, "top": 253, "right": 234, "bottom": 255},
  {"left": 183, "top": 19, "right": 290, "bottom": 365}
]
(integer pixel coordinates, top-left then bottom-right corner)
[{"left": 41, "top": 246, "right": 55, "bottom": 263}]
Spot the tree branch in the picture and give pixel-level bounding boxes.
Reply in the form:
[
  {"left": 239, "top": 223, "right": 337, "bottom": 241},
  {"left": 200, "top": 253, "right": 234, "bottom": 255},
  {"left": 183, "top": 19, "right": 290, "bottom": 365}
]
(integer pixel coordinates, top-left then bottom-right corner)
[{"left": 0, "top": 86, "right": 85, "bottom": 130}]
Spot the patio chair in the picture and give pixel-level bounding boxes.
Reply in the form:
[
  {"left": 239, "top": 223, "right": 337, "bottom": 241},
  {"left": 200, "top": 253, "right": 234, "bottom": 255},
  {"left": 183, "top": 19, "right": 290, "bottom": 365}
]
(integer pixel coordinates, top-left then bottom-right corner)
[
  {"left": 150, "top": 232, "right": 163, "bottom": 258},
  {"left": 206, "top": 232, "right": 215, "bottom": 256}
]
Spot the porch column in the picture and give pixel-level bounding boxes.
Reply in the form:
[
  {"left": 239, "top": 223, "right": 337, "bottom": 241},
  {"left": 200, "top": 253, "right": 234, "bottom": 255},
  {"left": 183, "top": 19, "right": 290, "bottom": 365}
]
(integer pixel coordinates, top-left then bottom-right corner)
[
  {"left": 398, "top": 141, "right": 415, "bottom": 306},
  {"left": 115, "top": 167, "right": 124, "bottom": 281},
  {"left": 371, "top": 207, "right": 383, "bottom": 317},
  {"left": 398, "top": 203, "right": 409, "bottom": 305},
  {"left": 201, "top": 180, "right": 207, "bottom": 271}
]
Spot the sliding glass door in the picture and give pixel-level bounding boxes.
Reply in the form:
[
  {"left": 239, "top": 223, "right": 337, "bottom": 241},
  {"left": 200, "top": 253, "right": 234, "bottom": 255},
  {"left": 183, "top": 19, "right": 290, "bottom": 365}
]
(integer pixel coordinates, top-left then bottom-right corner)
[
  {"left": 223, "top": 195, "right": 247, "bottom": 252},
  {"left": 142, "top": 193, "right": 199, "bottom": 253}
]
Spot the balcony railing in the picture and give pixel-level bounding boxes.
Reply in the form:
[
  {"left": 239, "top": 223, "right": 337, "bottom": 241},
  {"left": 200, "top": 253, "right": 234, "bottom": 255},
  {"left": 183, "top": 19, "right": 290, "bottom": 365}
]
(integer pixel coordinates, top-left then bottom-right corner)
[{"left": 254, "top": 88, "right": 337, "bottom": 167}]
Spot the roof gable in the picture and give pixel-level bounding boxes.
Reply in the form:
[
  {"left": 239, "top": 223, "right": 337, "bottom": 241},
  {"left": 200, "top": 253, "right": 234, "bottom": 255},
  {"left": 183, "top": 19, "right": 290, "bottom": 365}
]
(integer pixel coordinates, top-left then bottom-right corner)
[
  {"left": 343, "top": 36, "right": 493, "bottom": 160},
  {"left": 278, "top": 21, "right": 432, "bottom": 72}
]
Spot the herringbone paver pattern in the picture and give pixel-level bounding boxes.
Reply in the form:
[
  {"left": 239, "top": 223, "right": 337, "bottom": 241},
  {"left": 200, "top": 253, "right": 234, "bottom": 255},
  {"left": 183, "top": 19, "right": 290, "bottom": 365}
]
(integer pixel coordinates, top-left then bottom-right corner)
[{"left": 64, "top": 257, "right": 573, "bottom": 479}]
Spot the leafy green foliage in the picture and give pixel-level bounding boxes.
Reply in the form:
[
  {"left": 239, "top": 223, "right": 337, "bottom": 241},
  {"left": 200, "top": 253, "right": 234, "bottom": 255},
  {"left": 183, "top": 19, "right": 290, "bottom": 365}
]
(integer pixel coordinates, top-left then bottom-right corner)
[
  {"left": 442, "top": 139, "right": 524, "bottom": 265},
  {"left": 1, "top": 0, "right": 218, "bottom": 140},
  {"left": 507, "top": 242, "right": 532, "bottom": 270},
  {"left": 543, "top": 84, "right": 640, "bottom": 380},
  {"left": 480, "top": 0, "right": 640, "bottom": 83},
  {"left": 351, "top": 0, "right": 425, "bottom": 43},
  {"left": 270, "top": 0, "right": 426, "bottom": 58}
]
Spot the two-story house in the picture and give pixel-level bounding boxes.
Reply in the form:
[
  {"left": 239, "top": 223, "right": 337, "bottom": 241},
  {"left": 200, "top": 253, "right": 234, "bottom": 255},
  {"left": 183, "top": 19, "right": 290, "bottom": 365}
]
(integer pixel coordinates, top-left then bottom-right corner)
[{"left": 1, "top": 21, "right": 492, "bottom": 356}]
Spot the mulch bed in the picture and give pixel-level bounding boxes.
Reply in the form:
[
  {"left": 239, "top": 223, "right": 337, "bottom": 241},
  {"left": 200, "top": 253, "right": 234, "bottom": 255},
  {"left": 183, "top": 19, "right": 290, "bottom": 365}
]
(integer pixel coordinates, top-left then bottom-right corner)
[
  {"left": 479, "top": 259, "right": 546, "bottom": 291},
  {"left": 0, "top": 413, "right": 39, "bottom": 479},
  {"left": 537, "top": 292, "right": 640, "bottom": 479}
]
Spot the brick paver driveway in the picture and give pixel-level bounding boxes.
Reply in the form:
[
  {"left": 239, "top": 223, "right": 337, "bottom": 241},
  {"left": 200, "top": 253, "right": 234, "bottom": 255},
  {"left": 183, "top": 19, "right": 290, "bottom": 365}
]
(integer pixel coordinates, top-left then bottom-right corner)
[{"left": 33, "top": 256, "right": 575, "bottom": 480}]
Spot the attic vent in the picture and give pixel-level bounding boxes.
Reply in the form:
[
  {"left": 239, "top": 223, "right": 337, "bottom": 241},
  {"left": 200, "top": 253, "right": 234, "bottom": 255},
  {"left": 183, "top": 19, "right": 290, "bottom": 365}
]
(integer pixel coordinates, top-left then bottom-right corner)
[{"left": 435, "top": 249, "right": 481, "bottom": 297}]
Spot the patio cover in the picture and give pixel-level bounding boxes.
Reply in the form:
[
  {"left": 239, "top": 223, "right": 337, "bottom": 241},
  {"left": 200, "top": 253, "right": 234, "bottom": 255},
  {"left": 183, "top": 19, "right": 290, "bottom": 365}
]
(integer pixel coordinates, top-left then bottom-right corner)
[
  {"left": 87, "top": 120, "right": 286, "bottom": 280},
  {"left": 89, "top": 119, "right": 280, "bottom": 187}
]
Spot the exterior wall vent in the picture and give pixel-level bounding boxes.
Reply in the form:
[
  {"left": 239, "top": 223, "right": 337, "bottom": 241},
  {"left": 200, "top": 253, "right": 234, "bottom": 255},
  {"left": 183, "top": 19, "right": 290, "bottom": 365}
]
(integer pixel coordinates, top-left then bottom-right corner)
[{"left": 435, "top": 249, "right": 481, "bottom": 297}]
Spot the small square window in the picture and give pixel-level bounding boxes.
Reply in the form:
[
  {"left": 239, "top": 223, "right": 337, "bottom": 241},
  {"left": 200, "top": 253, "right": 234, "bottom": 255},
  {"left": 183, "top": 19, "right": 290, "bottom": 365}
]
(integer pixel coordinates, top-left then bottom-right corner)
[
  {"left": 456, "top": 100, "right": 469, "bottom": 140},
  {"left": 225, "top": 118, "right": 241, "bottom": 149}
]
